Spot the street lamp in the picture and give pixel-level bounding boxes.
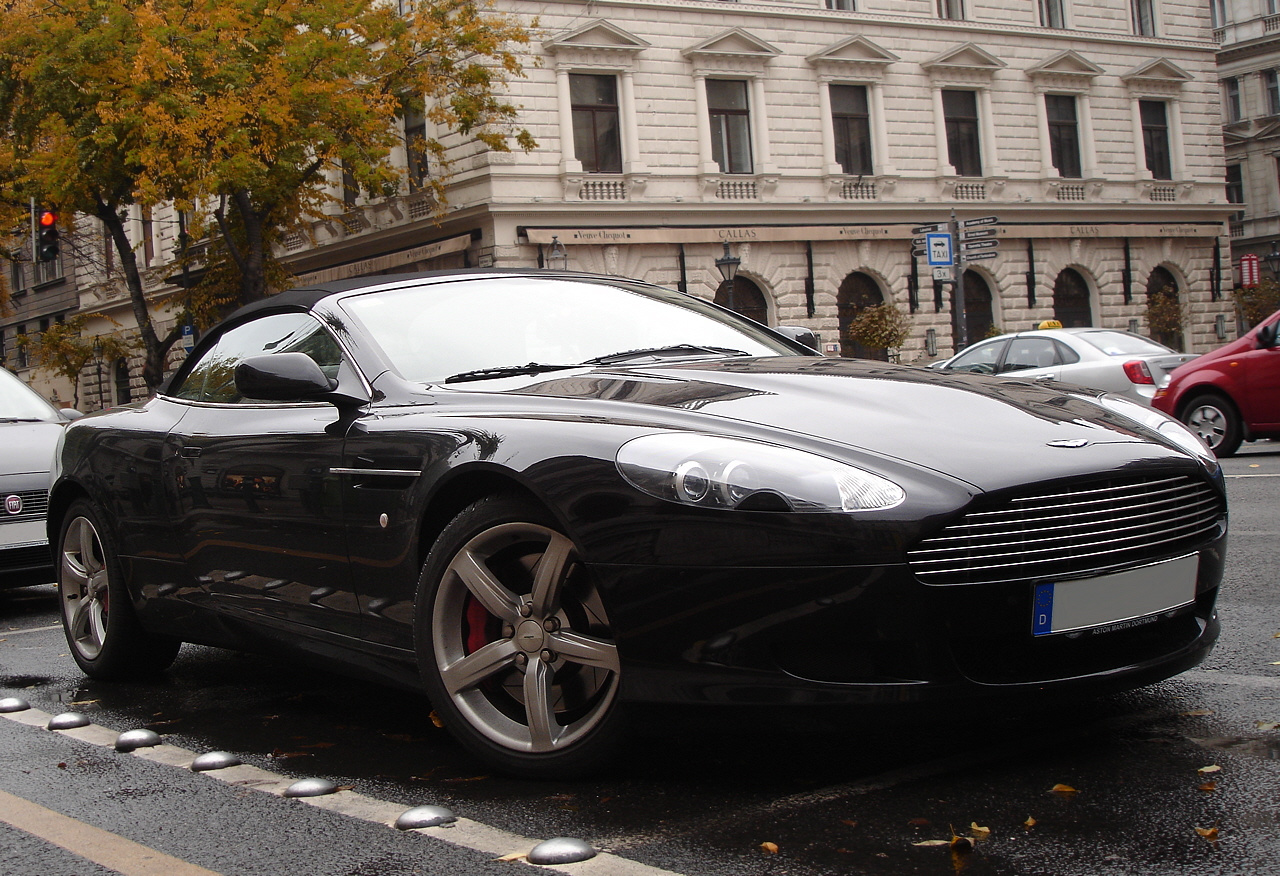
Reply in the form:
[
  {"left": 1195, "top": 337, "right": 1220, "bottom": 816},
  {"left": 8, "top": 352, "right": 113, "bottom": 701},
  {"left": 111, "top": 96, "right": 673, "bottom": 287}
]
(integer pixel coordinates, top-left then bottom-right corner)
[
  {"left": 545, "top": 235, "right": 568, "bottom": 271},
  {"left": 1265, "top": 241, "right": 1280, "bottom": 278},
  {"left": 714, "top": 242, "right": 741, "bottom": 311}
]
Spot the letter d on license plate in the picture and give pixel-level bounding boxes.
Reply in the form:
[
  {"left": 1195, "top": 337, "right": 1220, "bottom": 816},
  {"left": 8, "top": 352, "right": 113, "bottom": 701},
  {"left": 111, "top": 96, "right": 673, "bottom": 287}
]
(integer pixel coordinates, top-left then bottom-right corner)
[{"left": 1032, "top": 554, "right": 1199, "bottom": 637}]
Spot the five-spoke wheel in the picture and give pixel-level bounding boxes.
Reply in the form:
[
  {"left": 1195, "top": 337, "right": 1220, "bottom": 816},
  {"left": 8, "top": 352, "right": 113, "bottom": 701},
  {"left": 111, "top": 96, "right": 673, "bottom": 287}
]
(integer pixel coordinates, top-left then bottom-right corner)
[
  {"left": 416, "top": 495, "right": 622, "bottom": 777},
  {"left": 1181, "top": 394, "right": 1242, "bottom": 457}
]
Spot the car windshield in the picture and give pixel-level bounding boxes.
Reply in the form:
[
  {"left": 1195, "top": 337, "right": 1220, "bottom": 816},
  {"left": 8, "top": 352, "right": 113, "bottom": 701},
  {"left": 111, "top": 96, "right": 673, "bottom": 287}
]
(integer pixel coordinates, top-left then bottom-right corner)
[
  {"left": 1076, "top": 331, "right": 1174, "bottom": 357},
  {"left": 0, "top": 368, "right": 62, "bottom": 422},
  {"left": 339, "top": 275, "right": 800, "bottom": 385}
]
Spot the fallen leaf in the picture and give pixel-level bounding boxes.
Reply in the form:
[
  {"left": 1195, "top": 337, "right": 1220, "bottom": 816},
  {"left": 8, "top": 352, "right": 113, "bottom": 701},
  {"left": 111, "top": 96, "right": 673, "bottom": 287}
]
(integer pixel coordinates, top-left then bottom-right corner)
[
  {"left": 760, "top": 842, "right": 779, "bottom": 854},
  {"left": 1197, "top": 765, "right": 1222, "bottom": 775},
  {"left": 969, "top": 823, "right": 991, "bottom": 841},
  {"left": 913, "top": 840, "right": 953, "bottom": 847},
  {"left": 1255, "top": 721, "right": 1280, "bottom": 731},
  {"left": 1273, "top": 631, "right": 1280, "bottom": 639},
  {"left": 1180, "top": 709, "right": 1213, "bottom": 717},
  {"left": 1196, "top": 826, "right": 1220, "bottom": 841},
  {"left": 1198, "top": 781, "right": 1217, "bottom": 792},
  {"left": 268, "top": 749, "right": 315, "bottom": 760},
  {"left": 429, "top": 711, "right": 445, "bottom": 729},
  {"left": 57, "top": 762, "right": 67, "bottom": 770},
  {"left": 1269, "top": 661, "right": 1280, "bottom": 666},
  {"left": 841, "top": 819, "right": 859, "bottom": 827},
  {"left": 1024, "top": 816, "right": 1037, "bottom": 830},
  {"left": 949, "top": 834, "right": 973, "bottom": 853},
  {"left": 1050, "top": 783, "right": 1078, "bottom": 795},
  {"left": 443, "top": 775, "right": 489, "bottom": 783},
  {"left": 909, "top": 817, "right": 932, "bottom": 827},
  {"left": 495, "top": 851, "right": 528, "bottom": 862}
]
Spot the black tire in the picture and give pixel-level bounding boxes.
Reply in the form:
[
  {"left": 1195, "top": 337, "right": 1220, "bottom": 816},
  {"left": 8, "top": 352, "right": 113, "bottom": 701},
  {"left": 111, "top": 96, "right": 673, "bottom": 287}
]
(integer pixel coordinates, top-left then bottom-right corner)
[
  {"left": 1180, "top": 393, "right": 1243, "bottom": 457},
  {"left": 57, "top": 498, "right": 181, "bottom": 679},
  {"left": 415, "top": 494, "right": 623, "bottom": 778}
]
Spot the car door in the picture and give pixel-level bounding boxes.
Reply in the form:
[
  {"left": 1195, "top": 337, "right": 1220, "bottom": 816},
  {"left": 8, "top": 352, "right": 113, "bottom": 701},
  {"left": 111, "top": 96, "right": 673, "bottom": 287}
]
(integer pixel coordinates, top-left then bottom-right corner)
[
  {"left": 945, "top": 338, "right": 1008, "bottom": 374},
  {"left": 164, "top": 312, "right": 360, "bottom": 638},
  {"left": 996, "top": 337, "right": 1063, "bottom": 382},
  {"left": 1238, "top": 315, "right": 1280, "bottom": 432}
]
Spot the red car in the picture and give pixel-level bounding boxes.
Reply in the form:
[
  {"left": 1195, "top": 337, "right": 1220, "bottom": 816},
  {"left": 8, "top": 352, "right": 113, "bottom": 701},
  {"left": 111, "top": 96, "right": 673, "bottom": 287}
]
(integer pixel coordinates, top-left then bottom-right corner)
[{"left": 1152, "top": 309, "right": 1280, "bottom": 456}]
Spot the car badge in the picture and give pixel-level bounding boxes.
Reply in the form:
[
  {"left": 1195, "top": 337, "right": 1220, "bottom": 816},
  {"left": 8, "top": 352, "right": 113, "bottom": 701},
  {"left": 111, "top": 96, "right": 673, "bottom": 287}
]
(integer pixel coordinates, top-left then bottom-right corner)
[
  {"left": 1047, "top": 439, "right": 1090, "bottom": 448},
  {"left": 4, "top": 495, "right": 21, "bottom": 515}
]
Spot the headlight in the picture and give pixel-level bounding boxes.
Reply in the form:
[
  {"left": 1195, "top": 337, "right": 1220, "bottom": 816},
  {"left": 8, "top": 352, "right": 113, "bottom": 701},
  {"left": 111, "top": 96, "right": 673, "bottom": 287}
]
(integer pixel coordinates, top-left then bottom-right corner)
[
  {"left": 616, "top": 433, "right": 906, "bottom": 512},
  {"left": 1091, "top": 394, "right": 1217, "bottom": 465}
]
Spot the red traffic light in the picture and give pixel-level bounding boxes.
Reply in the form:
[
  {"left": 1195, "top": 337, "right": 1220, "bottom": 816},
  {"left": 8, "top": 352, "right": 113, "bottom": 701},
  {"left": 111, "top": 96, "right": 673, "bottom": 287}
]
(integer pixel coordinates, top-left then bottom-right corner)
[{"left": 39, "top": 210, "right": 58, "bottom": 227}]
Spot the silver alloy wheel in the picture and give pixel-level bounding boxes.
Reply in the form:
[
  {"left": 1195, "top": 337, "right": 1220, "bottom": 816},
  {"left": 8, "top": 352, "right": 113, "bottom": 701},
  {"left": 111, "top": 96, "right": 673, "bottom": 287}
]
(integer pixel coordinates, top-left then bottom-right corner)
[
  {"left": 432, "top": 521, "right": 619, "bottom": 754},
  {"left": 1185, "top": 402, "right": 1229, "bottom": 449},
  {"left": 60, "top": 515, "right": 110, "bottom": 661}
]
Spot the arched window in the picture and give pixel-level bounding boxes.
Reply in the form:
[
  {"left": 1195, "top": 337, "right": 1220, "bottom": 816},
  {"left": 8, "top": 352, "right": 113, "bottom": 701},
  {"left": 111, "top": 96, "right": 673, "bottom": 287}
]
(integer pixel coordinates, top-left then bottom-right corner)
[
  {"left": 1145, "top": 267, "right": 1183, "bottom": 350},
  {"left": 961, "top": 270, "right": 995, "bottom": 348},
  {"left": 714, "top": 276, "right": 768, "bottom": 325},
  {"left": 837, "top": 272, "right": 888, "bottom": 360},
  {"left": 114, "top": 359, "right": 131, "bottom": 405},
  {"left": 1053, "top": 268, "right": 1093, "bottom": 327}
]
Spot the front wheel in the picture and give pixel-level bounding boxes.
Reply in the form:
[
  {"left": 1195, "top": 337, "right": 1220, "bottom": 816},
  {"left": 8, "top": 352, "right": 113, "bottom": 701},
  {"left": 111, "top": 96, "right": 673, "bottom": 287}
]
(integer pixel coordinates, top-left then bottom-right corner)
[
  {"left": 58, "top": 498, "right": 181, "bottom": 679},
  {"left": 1180, "top": 394, "right": 1243, "bottom": 457},
  {"left": 415, "top": 494, "right": 623, "bottom": 778}
]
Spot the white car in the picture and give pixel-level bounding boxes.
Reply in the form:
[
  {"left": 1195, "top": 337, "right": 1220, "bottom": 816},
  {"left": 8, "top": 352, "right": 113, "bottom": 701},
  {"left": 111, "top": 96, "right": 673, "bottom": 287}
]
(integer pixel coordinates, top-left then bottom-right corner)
[
  {"left": 1, "top": 367, "right": 75, "bottom": 589},
  {"left": 936, "top": 328, "right": 1195, "bottom": 405}
]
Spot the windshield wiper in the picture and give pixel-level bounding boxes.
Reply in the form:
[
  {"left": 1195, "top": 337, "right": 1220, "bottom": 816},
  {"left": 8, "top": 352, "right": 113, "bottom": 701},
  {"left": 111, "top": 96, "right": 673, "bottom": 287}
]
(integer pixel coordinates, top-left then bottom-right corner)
[
  {"left": 0, "top": 417, "right": 46, "bottom": 423},
  {"left": 584, "top": 344, "right": 750, "bottom": 365},
  {"left": 443, "top": 363, "right": 579, "bottom": 384}
]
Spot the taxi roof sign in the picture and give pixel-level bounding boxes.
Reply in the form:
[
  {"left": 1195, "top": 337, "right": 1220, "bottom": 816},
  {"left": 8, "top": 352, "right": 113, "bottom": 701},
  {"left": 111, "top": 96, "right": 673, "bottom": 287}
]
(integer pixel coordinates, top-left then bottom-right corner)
[{"left": 1038, "top": 319, "right": 1064, "bottom": 330}]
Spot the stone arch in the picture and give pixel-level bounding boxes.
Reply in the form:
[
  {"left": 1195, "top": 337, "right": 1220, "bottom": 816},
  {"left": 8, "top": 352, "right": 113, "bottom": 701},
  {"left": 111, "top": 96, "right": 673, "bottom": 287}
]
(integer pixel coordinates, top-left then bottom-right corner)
[
  {"left": 714, "top": 274, "right": 770, "bottom": 325},
  {"left": 960, "top": 268, "right": 996, "bottom": 348},
  {"left": 836, "top": 270, "right": 889, "bottom": 360},
  {"left": 1052, "top": 267, "right": 1094, "bottom": 327},
  {"left": 1144, "top": 265, "right": 1184, "bottom": 350}
]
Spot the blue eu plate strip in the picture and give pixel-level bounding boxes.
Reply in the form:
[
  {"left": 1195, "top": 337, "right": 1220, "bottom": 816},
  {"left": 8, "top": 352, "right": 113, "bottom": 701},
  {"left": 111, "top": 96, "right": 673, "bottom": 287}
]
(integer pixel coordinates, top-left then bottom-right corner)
[{"left": 1032, "top": 583, "right": 1054, "bottom": 637}]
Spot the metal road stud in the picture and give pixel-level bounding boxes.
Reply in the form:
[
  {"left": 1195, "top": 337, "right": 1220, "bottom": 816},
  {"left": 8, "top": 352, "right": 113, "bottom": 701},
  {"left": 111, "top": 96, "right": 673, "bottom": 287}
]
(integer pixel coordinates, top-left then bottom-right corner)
[
  {"left": 394, "top": 805, "right": 458, "bottom": 829},
  {"left": 0, "top": 697, "right": 30, "bottom": 713},
  {"left": 115, "top": 729, "right": 162, "bottom": 752},
  {"left": 191, "top": 751, "right": 242, "bottom": 771},
  {"left": 527, "top": 837, "right": 597, "bottom": 865},
  {"left": 283, "top": 777, "right": 340, "bottom": 798},
  {"left": 47, "top": 712, "right": 91, "bottom": 730}
]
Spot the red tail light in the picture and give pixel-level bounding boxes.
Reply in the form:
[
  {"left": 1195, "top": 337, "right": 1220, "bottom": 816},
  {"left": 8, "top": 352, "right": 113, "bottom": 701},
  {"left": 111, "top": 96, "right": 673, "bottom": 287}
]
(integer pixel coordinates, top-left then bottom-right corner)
[{"left": 1122, "top": 360, "right": 1155, "bottom": 385}]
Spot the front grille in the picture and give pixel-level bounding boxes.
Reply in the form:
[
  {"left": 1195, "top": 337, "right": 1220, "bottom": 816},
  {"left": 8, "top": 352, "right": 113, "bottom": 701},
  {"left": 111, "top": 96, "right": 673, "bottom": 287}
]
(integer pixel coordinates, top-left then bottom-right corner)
[
  {"left": 1, "top": 489, "right": 48, "bottom": 524},
  {"left": 0, "top": 543, "right": 52, "bottom": 571},
  {"left": 907, "top": 474, "right": 1225, "bottom": 586}
]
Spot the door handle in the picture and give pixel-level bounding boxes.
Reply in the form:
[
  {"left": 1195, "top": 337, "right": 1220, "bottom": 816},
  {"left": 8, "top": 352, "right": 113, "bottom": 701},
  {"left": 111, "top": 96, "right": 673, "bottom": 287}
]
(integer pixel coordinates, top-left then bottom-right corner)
[{"left": 180, "top": 446, "right": 202, "bottom": 458}]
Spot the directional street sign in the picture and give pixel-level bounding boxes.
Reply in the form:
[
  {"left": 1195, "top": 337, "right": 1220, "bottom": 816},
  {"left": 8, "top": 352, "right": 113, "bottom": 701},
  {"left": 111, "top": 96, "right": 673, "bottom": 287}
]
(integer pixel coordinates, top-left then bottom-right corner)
[
  {"left": 961, "top": 216, "right": 999, "bottom": 228},
  {"left": 911, "top": 248, "right": 927, "bottom": 259},
  {"left": 962, "top": 239, "right": 999, "bottom": 251},
  {"left": 912, "top": 223, "right": 947, "bottom": 234},
  {"left": 964, "top": 250, "right": 998, "bottom": 261},
  {"left": 926, "top": 233, "right": 954, "bottom": 266},
  {"left": 911, "top": 237, "right": 928, "bottom": 246},
  {"left": 961, "top": 228, "right": 998, "bottom": 241}
]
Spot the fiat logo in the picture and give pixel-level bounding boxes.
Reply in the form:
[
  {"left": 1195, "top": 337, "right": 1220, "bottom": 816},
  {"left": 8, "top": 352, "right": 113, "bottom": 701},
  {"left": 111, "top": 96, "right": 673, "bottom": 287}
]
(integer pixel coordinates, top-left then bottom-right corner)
[{"left": 4, "top": 495, "right": 21, "bottom": 515}]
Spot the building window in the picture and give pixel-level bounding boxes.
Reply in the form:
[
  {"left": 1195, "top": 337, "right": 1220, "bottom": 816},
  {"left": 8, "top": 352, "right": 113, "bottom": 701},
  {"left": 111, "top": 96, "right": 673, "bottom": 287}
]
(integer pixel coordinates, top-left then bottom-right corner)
[
  {"left": 8, "top": 260, "right": 24, "bottom": 294},
  {"left": 1132, "top": 0, "right": 1155, "bottom": 35},
  {"left": 1226, "top": 164, "right": 1245, "bottom": 222},
  {"left": 1210, "top": 0, "right": 1226, "bottom": 29},
  {"left": 1046, "top": 95, "right": 1082, "bottom": 179},
  {"left": 341, "top": 162, "right": 358, "bottom": 210},
  {"left": 831, "top": 85, "right": 873, "bottom": 176},
  {"left": 1140, "top": 100, "right": 1172, "bottom": 180},
  {"left": 404, "top": 106, "right": 429, "bottom": 192},
  {"left": 16, "top": 325, "right": 27, "bottom": 369},
  {"left": 824, "top": 0, "right": 855, "bottom": 8},
  {"left": 942, "top": 89, "right": 982, "bottom": 177},
  {"left": 570, "top": 74, "right": 623, "bottom": 174},
  {"left": 936, "top": 0, "right": 964, "bottom": 19},
  {"left": 1266, "top": 71, "right": 1280, "bottom": 116},
  {"left": 1225, "top": 77, "right": 1242, "bottom": 122},
  {"left": 1039, "top": 0, "right": 1064, "bottom": 28},
  {"left": 707, "top": 79, "right": 753, "bottom": 175}
]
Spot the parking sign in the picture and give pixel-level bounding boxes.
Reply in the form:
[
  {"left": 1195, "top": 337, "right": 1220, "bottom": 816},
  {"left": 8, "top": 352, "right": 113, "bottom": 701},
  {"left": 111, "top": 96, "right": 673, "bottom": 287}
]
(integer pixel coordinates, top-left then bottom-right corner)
[{"left": 926, "top": 233, "right": 953, "bottom": 267}]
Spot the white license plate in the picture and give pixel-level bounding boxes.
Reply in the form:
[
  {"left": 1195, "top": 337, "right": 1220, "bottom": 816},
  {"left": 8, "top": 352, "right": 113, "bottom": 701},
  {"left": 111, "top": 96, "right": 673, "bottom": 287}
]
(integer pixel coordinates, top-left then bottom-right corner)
[{"left": 1031, "top": 554, "right": 1199, "bottom": 637}]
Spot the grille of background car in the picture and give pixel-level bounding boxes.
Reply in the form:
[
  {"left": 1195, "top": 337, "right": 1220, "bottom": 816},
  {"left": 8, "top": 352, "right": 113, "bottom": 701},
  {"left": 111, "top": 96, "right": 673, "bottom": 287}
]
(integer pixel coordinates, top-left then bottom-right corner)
[
  {"left": 907, "top": 474, "right": 1225, "bottom": 586},
  {"left": 1, "top": 490, "right": 49, "bottom": 524}
]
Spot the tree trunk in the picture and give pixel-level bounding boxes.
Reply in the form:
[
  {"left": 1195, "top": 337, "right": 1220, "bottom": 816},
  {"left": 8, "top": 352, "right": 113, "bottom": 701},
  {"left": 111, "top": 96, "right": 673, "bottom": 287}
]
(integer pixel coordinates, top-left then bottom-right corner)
[{"left": 96, "top": 205, "right": 177, "bottom": 391}]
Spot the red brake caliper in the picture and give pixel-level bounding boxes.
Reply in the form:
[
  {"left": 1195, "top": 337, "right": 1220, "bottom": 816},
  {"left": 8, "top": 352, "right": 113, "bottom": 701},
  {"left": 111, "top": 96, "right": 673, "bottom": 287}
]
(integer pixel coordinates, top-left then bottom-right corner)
[{"left": 463, "top": 595, "right": 492, "bottom": 655}]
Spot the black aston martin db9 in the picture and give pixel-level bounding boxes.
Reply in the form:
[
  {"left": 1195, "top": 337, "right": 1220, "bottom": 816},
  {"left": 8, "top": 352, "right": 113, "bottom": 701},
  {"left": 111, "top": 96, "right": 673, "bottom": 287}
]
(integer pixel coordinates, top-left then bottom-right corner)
[{"left": 50, "top": 271, "right": 1226, "bottom": 777}]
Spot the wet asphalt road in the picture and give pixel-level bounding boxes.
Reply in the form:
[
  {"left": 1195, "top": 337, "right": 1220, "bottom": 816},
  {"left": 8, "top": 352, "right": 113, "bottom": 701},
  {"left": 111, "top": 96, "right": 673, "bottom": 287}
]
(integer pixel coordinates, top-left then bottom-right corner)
[{"left": 1, "top": 444, "right": 1278, "bottom": 876}]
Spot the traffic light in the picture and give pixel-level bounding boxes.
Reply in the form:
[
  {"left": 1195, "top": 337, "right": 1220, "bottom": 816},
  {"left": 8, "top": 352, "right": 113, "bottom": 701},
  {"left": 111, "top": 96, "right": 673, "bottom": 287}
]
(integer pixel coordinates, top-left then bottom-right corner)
[{"left": 37, "top": 210, "right": 59, "bottom": 262}]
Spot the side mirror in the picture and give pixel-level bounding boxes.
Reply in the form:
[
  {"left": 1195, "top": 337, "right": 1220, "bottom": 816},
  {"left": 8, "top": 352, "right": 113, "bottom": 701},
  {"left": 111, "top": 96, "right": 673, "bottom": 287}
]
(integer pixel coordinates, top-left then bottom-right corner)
[
  {"left": 774, "top": 325, "right": 821, "bottom": 353},
  {"left": 235, "top": 352, "right": 338, "bottom": 401},
  {"left": 1258, "top": 322, "right": 1279, "bottom": 349},
  {"left": 59, "top": 408, "right": 84, "bottom": 421}
]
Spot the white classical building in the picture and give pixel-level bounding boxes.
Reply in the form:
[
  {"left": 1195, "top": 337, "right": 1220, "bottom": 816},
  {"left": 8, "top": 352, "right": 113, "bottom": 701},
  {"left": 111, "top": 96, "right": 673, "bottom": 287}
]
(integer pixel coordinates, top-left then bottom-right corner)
[{"left": 23, "top": 0, "right": 1236, "bottom": 407}]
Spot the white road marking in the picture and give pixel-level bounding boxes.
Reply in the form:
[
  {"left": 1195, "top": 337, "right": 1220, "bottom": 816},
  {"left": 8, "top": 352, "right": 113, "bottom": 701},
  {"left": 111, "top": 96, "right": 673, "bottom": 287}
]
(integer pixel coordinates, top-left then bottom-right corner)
[
  {"left": 1182, "top": 670, "right": 1280, "bottom": 688},
  {"left": 0, "top": 623, "right": 62, "bottom": 636}
]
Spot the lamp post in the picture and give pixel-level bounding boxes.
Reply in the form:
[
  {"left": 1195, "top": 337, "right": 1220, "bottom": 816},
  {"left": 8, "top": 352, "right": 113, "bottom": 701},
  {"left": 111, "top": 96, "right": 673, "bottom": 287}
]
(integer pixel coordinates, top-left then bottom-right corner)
[
  {"left": 1266, "top": 241, "right": 1280, "bottom": 279},
  {"left": 714, "top": 242, "right": 741, "bottom": 312},
  {"left": 545, "top": 235, "right": 568, "bottom": 271}
]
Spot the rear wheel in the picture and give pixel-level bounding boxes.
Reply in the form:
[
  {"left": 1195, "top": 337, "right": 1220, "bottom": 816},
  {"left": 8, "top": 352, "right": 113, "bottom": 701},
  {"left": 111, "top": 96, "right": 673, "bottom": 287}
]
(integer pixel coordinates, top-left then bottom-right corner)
[
  {"left": 58, "top": 498, "right": 181, "bottom": 679},
  {"left": 415, "top": 494, "right": 622, "bottom": 778},
  {"left": 1180, "top": 394, "right": 1242, "bottom": 457}
]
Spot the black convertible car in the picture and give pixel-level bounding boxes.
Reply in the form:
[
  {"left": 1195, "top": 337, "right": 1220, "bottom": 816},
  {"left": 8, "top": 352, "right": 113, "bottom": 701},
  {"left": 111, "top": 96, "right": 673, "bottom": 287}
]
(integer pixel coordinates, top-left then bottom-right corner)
[{"left": 50, "top": 270, "right": 1226, "bottom": 776}]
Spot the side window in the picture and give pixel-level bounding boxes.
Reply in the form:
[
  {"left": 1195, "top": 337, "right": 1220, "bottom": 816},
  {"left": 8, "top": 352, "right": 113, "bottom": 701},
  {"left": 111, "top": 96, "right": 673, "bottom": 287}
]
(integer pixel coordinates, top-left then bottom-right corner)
[
  {"left": 172, "top": 313, "right": 343, "bottom": 404},
  {"left": 947, "top": 340, "right": 1005, "bottom": 374},
  {"left": 1000, "top": 338, "right": 1060, "bottom": 373},
  {"left": 1055, "top": 340, "right": 1080, "bottom": 365}
]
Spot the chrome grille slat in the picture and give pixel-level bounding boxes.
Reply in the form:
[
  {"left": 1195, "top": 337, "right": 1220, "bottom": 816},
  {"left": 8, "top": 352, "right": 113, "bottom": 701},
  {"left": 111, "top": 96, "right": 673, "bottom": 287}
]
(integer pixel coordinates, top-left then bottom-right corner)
[
  {"left": 1, "top": 489, "right": 49, "bottom": 524},
  {"left": 907, "top": 474, "right": 1224, "bottom": 585}
]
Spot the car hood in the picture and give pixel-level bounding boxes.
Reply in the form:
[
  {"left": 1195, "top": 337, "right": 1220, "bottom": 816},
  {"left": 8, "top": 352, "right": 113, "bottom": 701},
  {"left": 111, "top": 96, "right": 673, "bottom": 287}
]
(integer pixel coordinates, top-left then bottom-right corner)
[
  {"left": 1, "top": 420, "right": 64, "bottom": 476},
  {"left": 480, "top": 357, "right": 1203, "bottom": 492}
]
